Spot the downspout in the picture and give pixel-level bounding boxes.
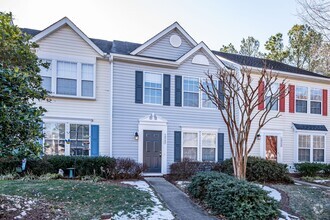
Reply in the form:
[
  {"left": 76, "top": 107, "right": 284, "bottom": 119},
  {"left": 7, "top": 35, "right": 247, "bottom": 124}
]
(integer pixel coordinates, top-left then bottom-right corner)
[{"left": 109, "top": 54, "right": 114, "bottom": 157}]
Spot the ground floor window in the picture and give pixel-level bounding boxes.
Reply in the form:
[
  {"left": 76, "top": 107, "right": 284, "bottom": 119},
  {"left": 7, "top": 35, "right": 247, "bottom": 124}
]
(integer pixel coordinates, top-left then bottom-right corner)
[
  {"left": 182, "top": 130, "right": 217, "bottom": 162},
  {"left": 43, "top": 122, "right": 90, "bottom": 156},
  {"left": 298, "top": 134, "right": 325, "bottom": 162}
]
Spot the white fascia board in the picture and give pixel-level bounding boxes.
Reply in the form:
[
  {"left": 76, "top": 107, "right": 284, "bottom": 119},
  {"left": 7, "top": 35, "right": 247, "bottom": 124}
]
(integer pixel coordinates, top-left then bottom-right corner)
[
  {"left": 176, "top": 42, "right": 226, "bottom": 69},
  {"left": 111, "top": 53, "right": 178, "bottom": 68},
  {"left": 31, "top": 17, "right": 105, "bottom": 57},
  {"left": 130, "top": 22, "right": 197, "bottom": 55}
]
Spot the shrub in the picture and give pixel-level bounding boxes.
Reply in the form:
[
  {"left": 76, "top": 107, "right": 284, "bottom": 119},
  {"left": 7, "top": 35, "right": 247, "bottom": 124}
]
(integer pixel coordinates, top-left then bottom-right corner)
[
  {"left": 324, "top": 164, "right": 330, "bottom": 176},
  {"left": 294, "top": 162, "right": 326, "bottom": 177},
  {"left": 39, "top": 173, "right": 62, "bottom": 180},
  {"left": 169, "top": 158, "right": 215, "bottom": 180},
  {"left": 113, "top": 158, "right": 147, "bottom": 179},
  {"left": 213, "top": 157, "right": 293, "bottom": 183},
  {"left": 188, "top": 171, "right": 234, "bottom": 200},
  {"left": 205, "top": 178, "right": 279, "bottom": 220}
]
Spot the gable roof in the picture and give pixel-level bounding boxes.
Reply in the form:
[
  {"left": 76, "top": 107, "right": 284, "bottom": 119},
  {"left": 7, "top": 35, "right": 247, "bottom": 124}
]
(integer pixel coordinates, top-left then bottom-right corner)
[
  {"left": 214, "top": 51, "right": 329, "bottom": 79},
  {"left": 30, "top": 17, "right": 105, "bottom": 56},
  {"left": 130, "top": 22, "right": 197, "bottom": 55},
  {"left": 21, "top": 25, "right": 329, "bottom": 80}
]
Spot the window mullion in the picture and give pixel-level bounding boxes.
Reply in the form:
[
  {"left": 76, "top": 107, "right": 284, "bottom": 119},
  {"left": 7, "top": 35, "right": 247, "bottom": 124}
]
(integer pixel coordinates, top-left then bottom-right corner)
[{"left": 77, "top": 63, "right": 82, "bottom": 97}]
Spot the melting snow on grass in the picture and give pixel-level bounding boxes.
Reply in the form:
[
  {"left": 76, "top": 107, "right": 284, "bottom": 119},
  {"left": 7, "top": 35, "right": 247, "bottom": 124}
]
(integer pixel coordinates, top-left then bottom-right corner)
[{"left": 114, "top": 181, "right": 174, "bottom": 220}]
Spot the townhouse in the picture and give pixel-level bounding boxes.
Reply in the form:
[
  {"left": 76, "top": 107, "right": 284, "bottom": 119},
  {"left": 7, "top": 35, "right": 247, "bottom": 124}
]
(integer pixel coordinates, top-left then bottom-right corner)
[{"left": 22, "top": 17, "right": 330, "bottom": 174}]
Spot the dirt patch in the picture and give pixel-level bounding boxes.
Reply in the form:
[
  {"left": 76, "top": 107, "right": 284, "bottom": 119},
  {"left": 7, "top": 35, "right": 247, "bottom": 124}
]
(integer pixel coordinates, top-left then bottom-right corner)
[{"left": 0, "top": 195, "right": 67, "bottom": 220}]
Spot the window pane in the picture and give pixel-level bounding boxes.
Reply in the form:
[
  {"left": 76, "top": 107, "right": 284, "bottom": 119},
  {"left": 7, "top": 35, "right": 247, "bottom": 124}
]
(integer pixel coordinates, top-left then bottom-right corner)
[
  {"left": 310, "top": 89, "right": 322, "bottom": 101},
  {"left": 184, "top": 92, "right": 199, "bottom": 107},
  {"left": 57, "top": 78, "right": 77, "bottom": 95},
  {"left": 42, "top": 76, "right": 52, "bottom": 93},
  {"left": 313, "top": 136, "right": 325, "bottom": 149},
  {"left": 69, "top": 124, "right": 90, "bottom": 156},
  {"left": 184, "top": 77, "right": 199, "bottom": 92},
  {"left": 57, "top": 61, "right": 77, "bottom": 78},
  {"left": 183, "top": 132, "right": 198, "bottom": 147},
  {"left": 44, "top": 140, "right": 65, "bottom": 155},
  {"left": 44, "top": 123, "right": 65, "bottom": 156},
  {"left": 298, "top": 135, "right": 311, "bottom": 148},
  {"left": 310, "top": 101, "right": 321, "bottom": 114},
  {"left": 296, "top": 87, "right": 308, "bottom": 99},
  {"left": 265, "top": 96, "right": 279, "bottom": 111},
  {"left": 81, "top": 64, "right": 94, "bottom": 80},
  {"left": 313, "top": 149, "right": 324, "bottom": 162},
  {"left": 298, "top": 149, "right": 310, "bottom": 162},
  {"left": 144, "top": 73, "right": 162, "bottom": 104},
  {"left": 82, "top": 80, "right": 93, "bottom": 97},
  {"left": 40, "top": 60, "right": 52, "bottom": 76},
  {"left": 202, "top": 80, "right": 217, "bottom": 108},
  {"left": 202, "top": 133, "right": 216, "bottom": 147},
  {"left": 183, "top": 147, "right": 197, "bottom": 160},
  {"left": 296, "top": 100, "right": 307, "bottom": 113},
  {"left": 202, "top": 148, "right": 215, "bottom": 161}
]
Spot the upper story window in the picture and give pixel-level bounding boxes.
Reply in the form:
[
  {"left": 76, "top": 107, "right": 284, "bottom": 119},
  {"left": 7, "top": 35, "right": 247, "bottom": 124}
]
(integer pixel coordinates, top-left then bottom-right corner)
[
  {"left": 39, "top": 59, "right": 95, "bottom": 98},
  {"left": 81, "top": 64, "right": 94, "bottom": 97},
  {"left": 57, "top": 61, "right": 77, "bottom": 96},
  {"left": 310, "top": 89, "right": 322, "bottom": 114},
  {"left": 184, "top": 77, "right": 199, "bottom": 107},
  {"left": 265, "top": 83, "right": 279, "bottom": 111},
  {"left": 298, "top": 134, "right": 325, "bottom": 162},
  {"left": 144, "top": 72, "right": 162, "bottom": 104},
  {"left": 40, "top": 60, "right": 52, "bottom": 93},
  {"left": 296, "top": 86, "right": 308, "bottom": 113},
  {"left": 201, "top": 80, "right": 218, "bottom": 108}
]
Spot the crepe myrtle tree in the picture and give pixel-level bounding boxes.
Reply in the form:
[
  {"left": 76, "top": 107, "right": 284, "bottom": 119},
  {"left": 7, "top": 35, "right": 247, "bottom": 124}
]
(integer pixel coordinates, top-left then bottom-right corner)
[{"left": 200, "top": 66, "right": 289, "bottom": 180}]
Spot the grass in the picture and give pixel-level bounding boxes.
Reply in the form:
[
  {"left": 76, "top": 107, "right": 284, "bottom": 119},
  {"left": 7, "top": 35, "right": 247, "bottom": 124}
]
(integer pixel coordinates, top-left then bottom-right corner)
[
  {"left": 272, "top": 184, "right": 330, "bottom": 220},
  {"left": 0, "top": 179, "right": 154, "bottom": 219}
]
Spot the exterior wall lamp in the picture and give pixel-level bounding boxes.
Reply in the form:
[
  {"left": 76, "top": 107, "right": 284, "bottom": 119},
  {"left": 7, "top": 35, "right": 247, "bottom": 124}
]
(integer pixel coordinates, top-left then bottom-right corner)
[
  {"left": 257, "top": 134, "right": 261, "bottom": 140},
  {"left": 134, "top": 132, "right": 139, "bottom": 140}
]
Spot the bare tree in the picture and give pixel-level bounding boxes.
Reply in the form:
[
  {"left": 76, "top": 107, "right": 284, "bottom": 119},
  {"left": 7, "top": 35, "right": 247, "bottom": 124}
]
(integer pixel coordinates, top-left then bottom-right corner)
[
  {"left": 297, "top": 0, "right": 330, "bottom": 41},
  {"left": 200, "top": 66, "right": 288, "bottom": 180}
]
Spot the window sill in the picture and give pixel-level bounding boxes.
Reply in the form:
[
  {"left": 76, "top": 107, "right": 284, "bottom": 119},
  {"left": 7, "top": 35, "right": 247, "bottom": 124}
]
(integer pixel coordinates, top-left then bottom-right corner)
[{"left": 48, "top": 94, "right": 96, "bottom": 100}]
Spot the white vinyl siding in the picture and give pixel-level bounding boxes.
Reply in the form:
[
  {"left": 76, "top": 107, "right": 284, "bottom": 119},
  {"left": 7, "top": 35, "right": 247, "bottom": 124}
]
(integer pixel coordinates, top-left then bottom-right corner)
[{"left": 144, "top": 72, "right": 162, "bottom": 104}]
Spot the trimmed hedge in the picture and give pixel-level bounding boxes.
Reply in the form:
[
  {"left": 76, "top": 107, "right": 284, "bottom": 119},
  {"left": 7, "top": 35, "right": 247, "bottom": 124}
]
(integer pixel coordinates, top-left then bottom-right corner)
[
  {"left": 213, "top": 157, "right": 294, "bottom": 183},
  {"left": 187, "top": 172, "right": 279, "bottom": 220},
  {"left": 294, "top": 162, "right": 330, "bottom": 177},
  {"left": 0, "top": 156, "right": 145, "bottom": 179}
]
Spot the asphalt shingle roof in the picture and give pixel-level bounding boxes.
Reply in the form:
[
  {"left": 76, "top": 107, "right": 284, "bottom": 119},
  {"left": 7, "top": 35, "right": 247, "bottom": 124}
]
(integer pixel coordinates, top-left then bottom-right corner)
[
  {"left": 20, "top": 28, "right": 329, "bottom": 80},
  {"left": 293, "top": 123, "right": 328, "bottom": 131}
]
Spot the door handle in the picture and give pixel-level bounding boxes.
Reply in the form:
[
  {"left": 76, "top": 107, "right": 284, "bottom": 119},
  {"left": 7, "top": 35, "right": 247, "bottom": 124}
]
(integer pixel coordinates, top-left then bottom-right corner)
[{"left": 159, "top": 152, "right": 162, "bottom": 157}]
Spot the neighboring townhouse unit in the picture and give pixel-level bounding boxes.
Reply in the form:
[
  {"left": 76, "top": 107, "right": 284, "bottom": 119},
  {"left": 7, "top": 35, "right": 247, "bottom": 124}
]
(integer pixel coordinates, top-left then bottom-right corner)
[{"left": 23, "top": 17, "right": 330, "bottom": 174}]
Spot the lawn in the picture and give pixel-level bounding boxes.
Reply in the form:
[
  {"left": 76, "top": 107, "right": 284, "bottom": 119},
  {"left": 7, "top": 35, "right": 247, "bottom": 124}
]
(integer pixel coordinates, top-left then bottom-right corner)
[
  {"left": 0, "top": 179, "right": 155, "bottom": 219},
  {"left": 272, "top": 184, "right": 330, "bottom": 220}
]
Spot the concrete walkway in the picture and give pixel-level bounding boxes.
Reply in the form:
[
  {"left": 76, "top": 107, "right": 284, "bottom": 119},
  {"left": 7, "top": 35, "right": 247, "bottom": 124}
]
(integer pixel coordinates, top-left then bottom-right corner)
[
  {"left": 145, "top": 177, "right": 217, "bottom": 220},
  {"left": 294, "top": 178, "right": 330, "bottom": 190}
]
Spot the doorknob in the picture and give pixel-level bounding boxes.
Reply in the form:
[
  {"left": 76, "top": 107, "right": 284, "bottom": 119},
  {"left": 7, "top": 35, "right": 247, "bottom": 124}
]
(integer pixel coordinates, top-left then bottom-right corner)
[{"left": 159, "top": 152, "right": 162, "bottom": 157}]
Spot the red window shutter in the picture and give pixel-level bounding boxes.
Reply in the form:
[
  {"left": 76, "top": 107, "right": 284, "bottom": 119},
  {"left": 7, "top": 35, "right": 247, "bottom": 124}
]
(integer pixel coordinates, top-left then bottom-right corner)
[
  {"left": 258, "top": 81, "right": 265, "bottom": 110},
  {"left": 323, "top": 89, "right": 328, "bottom": 116},
  {"left": 289, "top": 85, "right": 295, "bottom": 113},
  {"left": 279, "top": 84, "right": 285, "bottom": 112}
]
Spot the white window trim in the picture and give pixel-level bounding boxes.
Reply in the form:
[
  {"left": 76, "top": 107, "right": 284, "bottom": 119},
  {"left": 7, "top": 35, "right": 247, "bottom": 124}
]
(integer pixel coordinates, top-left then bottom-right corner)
[
  {"left": 182, "top": 76, "right": 218, "bottom": 109},
  {"left": 310, "top": 88, "right": 323, "bottom": 115},
  {"left": 181, "top": 128, "right": 218, "bottom": 162},
  {"left": 38, "top": 53, "right": 96, "bottom": 99},
  {"left": 143, "top": 71, "right": 163, "bottom": 105},
  {"left": 42, "top": 120, "right": 92, "bottom": 156},
  {"left": 295, "top": 85, "right": 323, "bottom": 115},
  {"left": 295, "top": 132, "right": 327, "bottom": 163}
]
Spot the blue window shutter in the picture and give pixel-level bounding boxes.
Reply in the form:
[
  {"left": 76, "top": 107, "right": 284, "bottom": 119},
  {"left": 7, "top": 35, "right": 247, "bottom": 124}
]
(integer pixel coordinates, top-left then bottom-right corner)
[
  {"left": 218, "top": 133, "right": 224, "bottom": 162},
  {"left": 91, "top": 125, "right": 99, "bottom": 156},
  {"left": 135, "top": 71, "right": 143, "bottom": 104},
  {"left": 175, "top": 75, "right": 182, "bottom": 106},
  {"left": 218, "top": 80, "right": 224, "bottom": 109},
  {"left": 163, "top": 74, "right": 171, "bottom": 106},
  {"left": 174, "top": 131, "right": 181, "bottom": 162}
]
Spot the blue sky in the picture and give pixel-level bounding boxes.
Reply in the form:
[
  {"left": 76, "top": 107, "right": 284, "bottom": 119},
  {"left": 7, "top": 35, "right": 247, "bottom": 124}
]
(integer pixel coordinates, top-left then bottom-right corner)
[{"left": 2, "top": 0, "right": 301, "bottom": 52}]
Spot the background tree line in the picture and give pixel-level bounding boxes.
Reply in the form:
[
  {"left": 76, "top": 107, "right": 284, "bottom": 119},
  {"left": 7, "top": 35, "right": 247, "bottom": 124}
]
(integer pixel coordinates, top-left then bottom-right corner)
[{"left": 220, "top": 23, "right": 329, "bottom": 76}]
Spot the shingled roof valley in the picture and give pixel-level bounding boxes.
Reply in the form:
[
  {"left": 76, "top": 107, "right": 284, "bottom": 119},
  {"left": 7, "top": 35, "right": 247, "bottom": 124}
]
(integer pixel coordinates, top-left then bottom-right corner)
[{"left": 20, "top": 28, "right": 329, "bottom": 79}]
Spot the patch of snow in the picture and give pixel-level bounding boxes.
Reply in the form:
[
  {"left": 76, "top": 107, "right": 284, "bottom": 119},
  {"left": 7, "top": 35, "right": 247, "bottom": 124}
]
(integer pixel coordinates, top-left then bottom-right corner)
[
  {"left": 257, "top": 184, "right": 281, "bottom": 202},
  {"left": 114, "top": 181, "right": 174, "bottom": 220},
  {"left": 176, "top": 181, "right": 190, "bottom": 190},
  {"left": 294, "top": 183, "right": 302, "bottom": 185},
  {"left": 314, "top": 179, "right": 330, "bottom": 183}
]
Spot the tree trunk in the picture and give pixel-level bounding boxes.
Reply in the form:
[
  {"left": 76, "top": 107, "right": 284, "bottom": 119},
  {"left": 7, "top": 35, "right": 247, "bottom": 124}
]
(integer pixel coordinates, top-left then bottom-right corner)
[{"left": 234, "top": 155, "right": 246, "bottom": 180}]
